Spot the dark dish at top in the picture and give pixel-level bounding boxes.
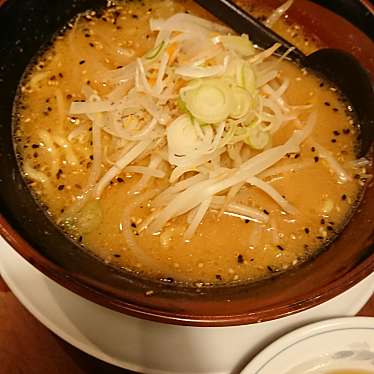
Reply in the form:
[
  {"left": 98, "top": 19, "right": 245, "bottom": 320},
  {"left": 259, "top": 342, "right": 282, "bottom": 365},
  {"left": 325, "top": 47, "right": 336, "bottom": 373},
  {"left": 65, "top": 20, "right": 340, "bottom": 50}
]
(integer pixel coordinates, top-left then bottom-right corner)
[{"left": 0, "top": 0, "right": 373, "bottom": 326}]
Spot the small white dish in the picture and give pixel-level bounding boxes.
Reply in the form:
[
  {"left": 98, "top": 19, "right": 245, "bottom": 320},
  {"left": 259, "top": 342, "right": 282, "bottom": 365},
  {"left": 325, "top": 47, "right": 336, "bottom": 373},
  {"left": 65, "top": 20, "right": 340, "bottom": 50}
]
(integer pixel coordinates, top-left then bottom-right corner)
[
  {"left": 243, "top": 317, "right": 374, "bottom": 374},
  {"left": 0, "top": 236, "right": 373, "bottom": 374}
]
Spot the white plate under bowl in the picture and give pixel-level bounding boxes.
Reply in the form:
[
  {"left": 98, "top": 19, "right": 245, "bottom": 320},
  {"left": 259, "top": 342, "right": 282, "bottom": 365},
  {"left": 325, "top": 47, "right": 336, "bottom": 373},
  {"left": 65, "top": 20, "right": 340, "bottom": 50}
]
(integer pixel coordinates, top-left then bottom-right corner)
[
  {"left": 243, "top": 317, "right": 374, "bottom": 374},
  {"left": 0, "top": 236, "right": 373, "bottom": 374}
]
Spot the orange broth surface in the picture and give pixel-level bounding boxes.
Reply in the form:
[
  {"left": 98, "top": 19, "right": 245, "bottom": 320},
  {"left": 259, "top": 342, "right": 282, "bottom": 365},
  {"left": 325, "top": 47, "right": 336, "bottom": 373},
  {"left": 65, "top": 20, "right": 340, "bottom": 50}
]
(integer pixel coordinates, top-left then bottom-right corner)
[{"left": 14, "top": 0, "right": 366, "bottom": 285}]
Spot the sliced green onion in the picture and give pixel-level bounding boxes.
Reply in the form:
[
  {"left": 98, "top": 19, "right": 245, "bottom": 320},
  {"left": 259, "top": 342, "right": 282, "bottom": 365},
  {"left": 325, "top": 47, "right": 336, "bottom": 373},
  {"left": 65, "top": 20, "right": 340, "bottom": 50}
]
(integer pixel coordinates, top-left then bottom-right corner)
[
  {"left": 220, "top": 34, "right": 255, "bottom": 57},
  {"left": 176, "top": 96, "right": 188, "bottom": 113},
  {"left": 61, "top": 200, "right": 103, "bottom": 235},
  {"left": 180, "top": 78, "right": 232, "bottom": 124},
  {"left": 145, "top": 41, "right": 166, "bottom": 60},
  {"left": 237, "top": 63, "right": 256, "bottom": 94},
  {"left": 167, "top": 114, "right": 201, "bottom": 165},
  {"left": 245, "top": 123, "right": 271, "bottom": 150},
  {"left": 225, "top": 59, "right": 241, "bottom": 81},
  {"left": 77, "top": 200, "right": 103, "bottom": 234},
  {"left": 230, "top": 86, "right": 252, "bottom": 119}
]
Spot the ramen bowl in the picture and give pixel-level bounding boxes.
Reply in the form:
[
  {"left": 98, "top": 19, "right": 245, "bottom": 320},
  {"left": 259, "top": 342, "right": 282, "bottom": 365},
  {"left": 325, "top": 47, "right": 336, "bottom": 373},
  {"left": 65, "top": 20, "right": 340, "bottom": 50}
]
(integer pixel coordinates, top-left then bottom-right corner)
[{"left": 0, "top": 0, "right": 373, "bottom": 327}]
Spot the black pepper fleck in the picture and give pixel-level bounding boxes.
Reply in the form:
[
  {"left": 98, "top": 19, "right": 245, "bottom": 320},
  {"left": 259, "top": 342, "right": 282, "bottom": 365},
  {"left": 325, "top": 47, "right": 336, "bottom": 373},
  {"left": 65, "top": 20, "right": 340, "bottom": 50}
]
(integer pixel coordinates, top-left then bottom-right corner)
[
  {"left": 304, "top": 228, "right": 310, "bottom": 234},
  {"left": 276, "top": 245, "right": 284, "bottom": 251},
  {"left": 79, "top": 60, "right": 86, "bottom": 65},
  {"left": 263, "top": 209, "right": 270, "bottom": 215},
  {"left": 341, "top": 194, "right": 347, "bottom": 201},
  {"left": 237, "top": 254, "right": 244, "bottom": 263},
  {"left": 56, "top": 169, "right": 63, "bottom": 179},
  {"left": 314, "top": 156, "right": 319, "bottom": 163},
  {"left": 58, "top": 185, "right": 65, "bottom": 191}
]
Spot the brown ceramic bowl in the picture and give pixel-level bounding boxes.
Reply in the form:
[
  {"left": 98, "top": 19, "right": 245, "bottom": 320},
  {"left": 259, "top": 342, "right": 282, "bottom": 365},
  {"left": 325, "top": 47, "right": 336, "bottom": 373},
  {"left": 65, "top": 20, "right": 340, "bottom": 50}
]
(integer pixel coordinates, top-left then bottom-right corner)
[{"left": 0, "top": 0, "right": 373, "bottom": 327}]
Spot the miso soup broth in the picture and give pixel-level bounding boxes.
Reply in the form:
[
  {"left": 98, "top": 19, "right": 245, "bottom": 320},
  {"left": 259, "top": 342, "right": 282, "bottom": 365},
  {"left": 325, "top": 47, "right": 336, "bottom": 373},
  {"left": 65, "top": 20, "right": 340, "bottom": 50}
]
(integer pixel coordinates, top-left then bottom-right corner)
[{"left": 14, "top": 0, "right": 370, "bottom": 285}]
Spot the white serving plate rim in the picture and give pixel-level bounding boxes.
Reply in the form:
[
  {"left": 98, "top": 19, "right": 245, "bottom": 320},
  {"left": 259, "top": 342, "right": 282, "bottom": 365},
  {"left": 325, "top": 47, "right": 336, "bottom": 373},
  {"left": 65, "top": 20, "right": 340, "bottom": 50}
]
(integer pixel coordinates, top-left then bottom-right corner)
[{"left": 243, "top": 316, "right": 374, "bottom": 374}]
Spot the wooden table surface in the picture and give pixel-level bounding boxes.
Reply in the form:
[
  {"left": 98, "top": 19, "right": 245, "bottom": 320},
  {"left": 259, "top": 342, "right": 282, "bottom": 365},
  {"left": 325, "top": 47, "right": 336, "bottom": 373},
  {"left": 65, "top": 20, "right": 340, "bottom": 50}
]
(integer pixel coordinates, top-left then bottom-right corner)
[{"left": 0, "top": 276, "right": 373, "bottom": 374}]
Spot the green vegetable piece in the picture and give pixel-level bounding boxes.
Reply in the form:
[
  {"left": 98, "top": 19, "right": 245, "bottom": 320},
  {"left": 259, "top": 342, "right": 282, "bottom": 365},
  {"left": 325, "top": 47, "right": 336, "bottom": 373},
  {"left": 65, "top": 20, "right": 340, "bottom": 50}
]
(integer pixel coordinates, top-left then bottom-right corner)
[
  {"left": 245, "top": 123, "right": 271, "bottom": 150},
  {"left": 167, "top": 114, "right": 203, "bottom": 165},
  {"left": 180, "top": 78, "right": 233, "bottom": 124},
  {"left": 237, "top": 63, "right": 256, "bottom": 94},
  {"left": 230, "top": 86, "right": 252, "bottom": 119},
  {"left": 176, "top": 96, "right": 188, "bottom": 113},
  {"left": 145, "top": 41, "right": 165, "bottom": 60},
  {"left": 220, "top": 34, "right": 255, "bottom": 57},
  {"left": 78, "top": 200, "right": 103, "bottom": 234}
]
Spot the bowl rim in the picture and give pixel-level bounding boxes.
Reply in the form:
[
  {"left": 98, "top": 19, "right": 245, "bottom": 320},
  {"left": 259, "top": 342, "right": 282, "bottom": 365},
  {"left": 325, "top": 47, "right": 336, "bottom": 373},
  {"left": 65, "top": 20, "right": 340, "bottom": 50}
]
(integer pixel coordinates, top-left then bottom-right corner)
[
  {"left": 1, "top": 197, "right": 373, "bottom": 327},
  {"left": 0, "top": 0, "right": 373, "bottom": 327}
]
